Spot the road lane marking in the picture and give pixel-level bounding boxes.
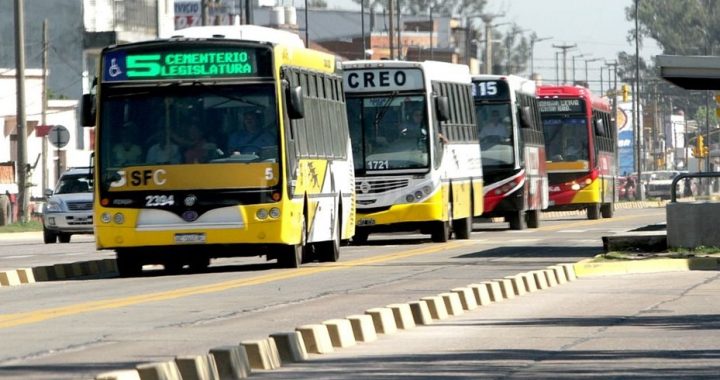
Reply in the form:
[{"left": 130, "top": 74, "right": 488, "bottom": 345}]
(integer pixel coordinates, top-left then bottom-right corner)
[{"left": 0, "top": 241, "right": 475, "bottom": 329}]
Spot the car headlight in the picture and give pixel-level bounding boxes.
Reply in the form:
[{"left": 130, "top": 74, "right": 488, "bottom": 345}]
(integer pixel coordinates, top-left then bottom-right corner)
[{"left": 45, "top": 201, "right": 63, "bottom": 213}]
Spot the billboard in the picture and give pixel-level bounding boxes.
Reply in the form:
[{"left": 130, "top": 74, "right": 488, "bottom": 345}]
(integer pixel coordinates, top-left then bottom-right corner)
[
  {"left": 175, "top": 1, "right": 239, "bottom": 30},
  {"left": 617, "top": 100, "right": 635, "bottom": 176}
]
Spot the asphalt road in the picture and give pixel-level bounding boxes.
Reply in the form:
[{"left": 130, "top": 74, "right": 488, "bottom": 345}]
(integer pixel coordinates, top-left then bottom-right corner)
[{"left": 0, "top": 208, "right": 673, "bottom": 379}]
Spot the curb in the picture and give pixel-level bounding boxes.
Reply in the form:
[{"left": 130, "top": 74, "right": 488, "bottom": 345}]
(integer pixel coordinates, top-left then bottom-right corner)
[
  {"left": 573, "top": 256, "right": 720, "bottom": 277},
  {"left": 0, "top": 258, "right": 117, "bottom": 287}
]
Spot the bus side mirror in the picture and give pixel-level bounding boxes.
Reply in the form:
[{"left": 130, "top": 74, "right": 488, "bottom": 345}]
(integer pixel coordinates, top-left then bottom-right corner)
[
  {"left": 520, "top": 106, "right": 535, "bottom": 129},
  {"left": 594, "top": 118, "right": 606, "bottom": 137},
  {"left": 435, "top": 96, "right": 450, "bottom": 122},
  {"left": 288, "top": 86, "right": 305, "bottom": 119},
  {"left": 81, "top": 94, "right": 96, "bottom": 127}
]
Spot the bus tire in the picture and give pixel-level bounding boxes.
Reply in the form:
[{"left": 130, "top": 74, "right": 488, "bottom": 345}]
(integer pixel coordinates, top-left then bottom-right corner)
[
  {"left": 601, "top": 203, "right": 614, "bottom": 218},
  {"left": 508, "top": 211, "right": 526, "bottom": 230},
  {"left": 431, "top": 221, "right": 450, "bottom": 242},
  {"left": 116, "top": 250, "right": 143, "bottom": 277},
  {"left": 526, "top": 210, "right": 540, "bottom": 229},
  {"left": 452, "top": 215, "right": 472, "bottom": 239},
  {"left": 278, "top": 218, "right": 306, "bottom": 268},
  {"left": 587, "top": 204, "right": 600, "bottom": 220},
  {"left": 0, "top": 195, "right": 10, "bottom": 226},
  {"left": 352, "top": 230, "right": 369, "bottom": 245},
  {"left": 188, "top": 256, "right": 211, "bottom": 273},
  {"left": 317, "top": 215, "right": 341, "bottom": 262}
]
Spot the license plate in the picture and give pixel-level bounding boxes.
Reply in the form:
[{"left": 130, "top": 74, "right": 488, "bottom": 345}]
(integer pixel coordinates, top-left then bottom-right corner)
[
  {"left": 358, "top": 218, "right": 376, "bottom": 226},
  {"left": 175, "top": 233, "right": 206, "bottom": 244}
]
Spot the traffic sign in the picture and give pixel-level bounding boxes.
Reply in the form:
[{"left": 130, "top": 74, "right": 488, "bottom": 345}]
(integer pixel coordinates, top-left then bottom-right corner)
[{"left": 48, "top": 125, "right": 70, "bottom": 148}]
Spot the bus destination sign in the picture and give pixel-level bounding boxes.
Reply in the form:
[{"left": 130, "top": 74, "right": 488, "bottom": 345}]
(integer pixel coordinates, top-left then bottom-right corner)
[
  {"left": 472, "top": 80, "right": 510, "bottom": 100},
  {"left": 103, "top": 47, "right": 260, "bottom": 82},
  {"left": 538, "top": 99, "right": 584, "bottom": 113}
]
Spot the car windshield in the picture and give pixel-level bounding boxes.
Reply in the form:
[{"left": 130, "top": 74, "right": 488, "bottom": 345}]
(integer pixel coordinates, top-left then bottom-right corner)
[{"left": 55, "top": 174, "right": 92, "bottom": 194}]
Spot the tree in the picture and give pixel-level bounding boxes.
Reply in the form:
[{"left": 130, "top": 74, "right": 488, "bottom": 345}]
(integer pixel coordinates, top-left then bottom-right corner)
[{"left": 308, "top": 0, "right": 327, "bottom": 8}]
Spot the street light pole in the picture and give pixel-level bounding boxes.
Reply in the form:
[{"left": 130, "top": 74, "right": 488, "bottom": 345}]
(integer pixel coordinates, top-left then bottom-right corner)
[
  {"left": 529, "top": 33, "right": 551, "bottom": 77},
  {"left": 584, "top": 57, "right": 601, "bottom": 88},
  {"left": 572, "top": 53, "right": 585, "bottom": 84}
]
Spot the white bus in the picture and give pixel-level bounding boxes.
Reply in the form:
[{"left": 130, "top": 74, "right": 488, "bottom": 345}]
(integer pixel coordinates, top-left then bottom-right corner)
[{"left": 343, "top": 60, "right": 483, "bottom": 243}]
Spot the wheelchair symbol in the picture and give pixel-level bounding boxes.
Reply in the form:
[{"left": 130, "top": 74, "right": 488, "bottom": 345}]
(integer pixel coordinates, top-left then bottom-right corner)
[{"left": 108, "top": 58, "right": 122, "bottom": 78}]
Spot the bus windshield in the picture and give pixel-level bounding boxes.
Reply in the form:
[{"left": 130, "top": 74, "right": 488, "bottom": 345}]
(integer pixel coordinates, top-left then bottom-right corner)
[
  {"left": 541, "top": 116, "right": 589, "bottom": 163},
  {"left": 475, "top": 103, "right": 514, "bottom": 167},
  {"left": 98, "top": 83, "right": 278, "bottom": 187},
  {"left": 347, "top": 95, "right": 429, "bottom": 172}
]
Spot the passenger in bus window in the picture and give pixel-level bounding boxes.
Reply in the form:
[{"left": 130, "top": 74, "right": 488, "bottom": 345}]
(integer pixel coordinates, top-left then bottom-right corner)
[
  {"left": 147, "top": 134, "right": 181, "bottom": 164},
  {"left": 112, "top": 122, "right": 142, "bottom": 166},
  {"left": 184, "top": 125, "right": 218, "bottom": 163},
  {"left": 564, "top": 138, "right": 584, "bottom": 161},
  {"left": 480, "top": 110, "right": 510, "bottom": 143},
  {"left": 228, "top": 110, "right": 275, "bottom": 154}
]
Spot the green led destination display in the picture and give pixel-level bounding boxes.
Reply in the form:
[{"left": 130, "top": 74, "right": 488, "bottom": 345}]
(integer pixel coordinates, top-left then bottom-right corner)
[{"left": 103, "top": 46, "right": 269, "bottom": 82}]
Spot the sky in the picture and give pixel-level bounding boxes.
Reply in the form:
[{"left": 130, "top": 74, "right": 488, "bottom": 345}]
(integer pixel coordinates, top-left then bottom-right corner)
[{"left": 308, "top": 0, "right": 662, "bottom": 95}]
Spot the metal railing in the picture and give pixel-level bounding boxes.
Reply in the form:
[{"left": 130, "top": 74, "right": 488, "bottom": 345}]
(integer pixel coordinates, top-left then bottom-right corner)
[{"left": 670, "top": 172, "right": 720, "bottom": 202}]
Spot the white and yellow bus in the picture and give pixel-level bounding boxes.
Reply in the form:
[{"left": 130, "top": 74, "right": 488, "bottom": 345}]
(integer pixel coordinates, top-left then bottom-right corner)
[
  {"left": 81, "top": 26, "right": 355, "bottom": 275},
  {"left": 342, "top": 60, "right": 483, "bottom": 243}
]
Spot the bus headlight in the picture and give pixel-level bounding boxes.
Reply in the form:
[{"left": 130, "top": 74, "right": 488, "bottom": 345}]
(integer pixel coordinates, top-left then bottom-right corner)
[
  {"left": 256, "top": 208, "right": 269, "bottom": 220},
  {"left": 101, "top": 212, "right": 112, "bottom": 224},
  {"left": 571, "top": 183, "right": 581, "bottom": 191},
  {"left": 405, "top": 194, "right": 416, "bottom": 203},
  {"left": 414, "top": 191, "right": 423, "bottom": 199},
  {"left": 422, "top": 185, "right": 432, "bottom": 194},
  {"left": 269, "top": 207, "right": 281, "bottom": 219},
  {"left": 113, "top": 212, "right": 125, "bottom": 224}
]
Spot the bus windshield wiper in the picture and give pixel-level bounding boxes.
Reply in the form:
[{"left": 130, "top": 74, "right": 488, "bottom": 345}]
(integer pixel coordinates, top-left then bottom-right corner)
[
  {"left": 373, "top": 91, "right": 398, "bottom": 129},
  {"left": 190, "top": 80, "right": 265, "bottom": 108}
]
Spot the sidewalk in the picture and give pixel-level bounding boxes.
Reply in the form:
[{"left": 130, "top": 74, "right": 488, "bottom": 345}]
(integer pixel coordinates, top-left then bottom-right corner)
[{"left": 255, "top": 270, "right": 720, "bottom": 379}]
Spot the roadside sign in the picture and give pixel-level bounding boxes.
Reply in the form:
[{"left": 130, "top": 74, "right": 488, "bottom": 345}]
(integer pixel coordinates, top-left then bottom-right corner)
[{"left": 48, "top": 125, "right": 70, "bottom": 148}]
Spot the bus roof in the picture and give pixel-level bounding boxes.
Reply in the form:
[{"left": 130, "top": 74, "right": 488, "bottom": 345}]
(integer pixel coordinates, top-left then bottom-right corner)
[
  {"left": 536, "top": 84, "right": 610, "bottom": 112},
  {"left": 342, "top": 60, "right": 471, "bottom": 83},
  {"left": 472, "top": 74, "right": 537, "bottom": 96},
  {"left": 165, "top": 25, "right": 305, "bottom": 48}
]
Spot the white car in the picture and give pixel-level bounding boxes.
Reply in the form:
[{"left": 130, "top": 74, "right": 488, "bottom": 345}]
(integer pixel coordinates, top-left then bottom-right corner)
[
  {"left": 644, "top": 170, "right": 684, "bottom": 199},
  {"left": 42, "top": 167, "right": 94, "bottom": 243}
]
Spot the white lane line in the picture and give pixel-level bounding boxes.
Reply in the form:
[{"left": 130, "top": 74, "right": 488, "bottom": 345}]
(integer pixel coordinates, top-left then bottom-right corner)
[{"left": 5, "top": 255, "right": 33, "bottom": 259}]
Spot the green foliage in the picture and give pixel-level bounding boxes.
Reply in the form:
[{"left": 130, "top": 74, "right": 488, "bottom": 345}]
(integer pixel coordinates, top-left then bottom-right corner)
[
  {"left": 308, "top": 0, "right": 327, "bottom": 8},
  {"left": 0, "top": 221, "right": 42, "bottom": 233}
]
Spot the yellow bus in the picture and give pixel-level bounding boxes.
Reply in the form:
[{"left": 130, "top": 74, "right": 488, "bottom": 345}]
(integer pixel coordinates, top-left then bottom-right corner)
[
  {"left": 343, "top": 60, "right": 483, "bottom": 243},
  {"left": 81, "top": 26, "right": 355, "bottom": 275}
]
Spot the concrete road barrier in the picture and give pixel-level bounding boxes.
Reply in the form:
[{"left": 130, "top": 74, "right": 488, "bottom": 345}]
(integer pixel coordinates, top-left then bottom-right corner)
[
  {"left": 408, "top": 300, "right": 433, "bottom": 325},
  {"left": 346, "top": 314, "right": 378, "bottom": 342},
  {"left": 498, "top": 278, "right": 516, "bottom": 299},
  {"left": 533, "top": 270, "right": 549, "bottom": 289},
  {"left": 269, "top": 332, "right": 307, "bottom": 363},
  {"left": 209, "top": 345, "right": 251, "bottom": 379},
  {"left": 440, "top": 292, "right": 464, "bottom": 316},
  {"left": 521, "top": 272, "right": 538, "bottom": 292},
  {"left": 0, "top": 270, "right": 20, "bottom": 286},
  {"left": 468, "top": 283, "right": 492, "bottom": 306},
  {"left": 544, "top": 269, "right": 559, "bottom": 287},
  {"left": 241, "top": 338, "right": 281, "bottom": 370},
  {"left": 550, "top": 265, "right": 568, "bottom": 284},
  {"left": 296, "top": 324, "right": 334, "bottom": 354},
  {"left": 420, "top": 295, "right": 449, "bottom": 320},
  {"left": 505, "top": 275, "right": 527, "bottom": 296},
  {"left": 482, "top": 281, "right": 504, "bottom": 302},
  {"left": 365, "top": 307, "right": 398, "bottom": 335},
  {"left": 95, "top": 370, "right": 141, "bottom": 380},
  {"left": 451, "top": 287, "right": 478, "bottom": 310},
  {"left": 136, "top": 361, "right": 182, "bottom": 380},
  {"left": 386, "top": 303, "right": 416, "bottom": 330},
  {"left": 174, "top": 354, "right": 219, "bottom": 380},
  {"left": 322, "top": 319, "right": 357, "bottom": 348}
]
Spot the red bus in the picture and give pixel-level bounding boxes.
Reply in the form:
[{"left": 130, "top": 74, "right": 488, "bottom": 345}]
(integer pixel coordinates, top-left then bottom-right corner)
[
  {"left": 473, "top": 75, "right": 548, "bottom": 230},
  {"left": 537, "top": 85, "right": 616, "bottom": 219}
]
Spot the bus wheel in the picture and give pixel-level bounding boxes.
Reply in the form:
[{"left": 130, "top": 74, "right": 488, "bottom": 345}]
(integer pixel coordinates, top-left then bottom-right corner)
[
  {"left": 526, "top": 210, "right": 540, "bottom": 229},
  {"left": 278, "top": 244, "right": 303, "bottom": 268},
  {"left": 352, "top": 230, "right": 369, "bottom": 245},
  {"left": 452, "top": 216, "right": 472, "bottom": 239},
  {"left": 189, "top": 256, "right": 211, "bottom": 273},
  {"left": 600, "top": 203, "right": 614, "bottom": 218},
  {"left": 317, "top": 217, "right": 341, "bottom": 262},
  {"left": 431, "top": 221, "right": 450, "bottom": 242},
  {"left": 508, "top": 211, "right": 526, "bottom": 230},
  {"left": 116, "top": 250, "right": 143, "bottom": 277},
  {"left": 587, "top": 205, "right": 600, "bottom": 220}
]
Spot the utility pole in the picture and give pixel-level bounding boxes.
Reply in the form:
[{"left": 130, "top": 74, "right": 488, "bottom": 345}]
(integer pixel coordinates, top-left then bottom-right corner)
[
  {"left": 634, "top": 0, "right": 644, "bottom": 199},
  {"left": 245, "top": 0, "right": 253, "bottom": 24},
  {"left": 552, "top": 43, "right": 576, "bottom": 84},
  {"left": 529, "top": 33, "right": 551, "bottom": 77},
  {"left": 41, "top": 19, "right": 48, "bottom": 194},
  {"left": 584, "top": 57, "right": 601, "bottom": 88},
  {"left": 480, "top": 14, "right": 503, "bottom": 74},
  {"left": 572, "top": 53, "right": 585, "bottom": 84},
  {"left": 607, "top": 60, "right": 619, "bottom": 177},
  {"left": 388, "top": 0, "right": 395, "bottom": 59},
  {"left": 396, "top": 0, "right": 402, "bottom": 59},
  {"left": 361, "top": 0, "right": 366, "bottom": 57},
  {"left": 202, "top": 0, "right": 209, "bottom": 26},
  {"left": 14, "top": 0, "right": 28, "bottom": 223}
]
